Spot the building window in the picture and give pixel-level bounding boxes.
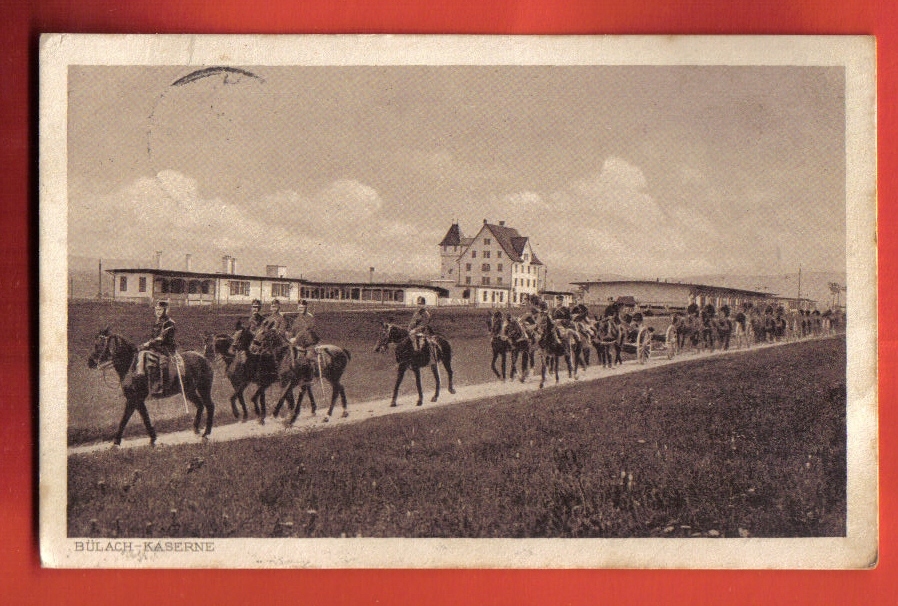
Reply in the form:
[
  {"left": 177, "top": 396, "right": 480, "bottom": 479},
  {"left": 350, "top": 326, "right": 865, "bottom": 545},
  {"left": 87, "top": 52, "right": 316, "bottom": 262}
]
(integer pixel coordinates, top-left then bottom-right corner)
[
  {"left": 499, "top": 292, "right": 504, "bottom": 302},
  {"left": 481, "top": 263, "right": 490, "bottom": 272},
  {"left": 497, "top": 263, "right": 503, "bottom": 272},
  {"left": 119, "top": 276, "right": 127, "bottom": 291},
  {"left": 138, "top": 277, "right": 147, "bottom": 292},
  {"left": 484, "top": 238, "right": 491, "bottom": 245},
  {"left": 170, "top": 279, "right": 186, "bottom": 294},
  {"left": 483, "top": 250, "right": 490, "bottom": 259},
  {"left": 448, "top": 268, "right": 453, "bottom": 275},
  {"left": 271, "top": 282, "right": 290, "bottom": 298},
  {"left": 482, "top": 277, "right": 491, "bottom": 285},
  {"left": 465, "top": 263, "right": 472, "bottom": 271},
  {"left": 483, "top": 291, "right": 488, "bottom": 302},
  {"left": 497, "top": 277, "right": 503, "bottom": 285},
  {"left": 465, "top": 276, "right": 471, "bottom": 285},
  {"left": 497, "top": 251, "right": 502, "bottom": 259},
  {"left": 230, "top": 281, "right": 250, "bottom": 296},
  {"left": 471, "top": 251, "right": 476, "bottom": 258}
]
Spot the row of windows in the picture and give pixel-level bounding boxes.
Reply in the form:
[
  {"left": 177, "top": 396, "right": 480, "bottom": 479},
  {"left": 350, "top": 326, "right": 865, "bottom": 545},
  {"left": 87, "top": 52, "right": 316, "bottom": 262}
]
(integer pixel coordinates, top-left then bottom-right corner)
[
  {"left": 464, "top": 263, "right": 504, "bottom": 272},
  {"left": 482, "top": 290, "right": 505, "bottom": 303},
  {"left": 470, "top": 250, "right": 502, "bottom": 259},
  {"left": 153, "top": 277, "right": 215, "bottom": 295},
  {"left": 300, "top": 286, "right": 406, "bottom": 302},
  {"left": 514, "top": 278, "right": 536, "bottom": 288}
]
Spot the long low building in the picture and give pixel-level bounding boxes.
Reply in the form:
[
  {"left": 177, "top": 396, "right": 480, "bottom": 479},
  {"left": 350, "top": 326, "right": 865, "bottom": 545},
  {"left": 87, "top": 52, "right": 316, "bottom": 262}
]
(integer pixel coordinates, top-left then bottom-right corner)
[
  {"left": 106, "top": 268, "right": 448, "bottom": 307},
  {"left": 571, "top": 280, "right": 814, "bottom": 312}
]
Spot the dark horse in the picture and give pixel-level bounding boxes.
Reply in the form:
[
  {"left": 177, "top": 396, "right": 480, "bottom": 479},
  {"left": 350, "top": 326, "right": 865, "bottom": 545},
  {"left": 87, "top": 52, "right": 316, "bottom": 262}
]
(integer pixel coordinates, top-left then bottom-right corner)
[
  {"left": 205, "top": 323, "right": 276, "bottom": 422},
  {"left": 592, "top": 315, "right": 622, "bottom": 369},
  {"left": 374, "top": 322, "right": 455, "bottom": 407},
  {"left": 533, "top": 314, "right": 579, "bottom": 389},
  {"left": 268, "top": 337, "right": 352, "bottom": 425},
  {"left": 486, "top": 312, "right": 531, "bottom": 382},
  {"left": 87, "top": 328, "right": 216, "bottom": 446}
]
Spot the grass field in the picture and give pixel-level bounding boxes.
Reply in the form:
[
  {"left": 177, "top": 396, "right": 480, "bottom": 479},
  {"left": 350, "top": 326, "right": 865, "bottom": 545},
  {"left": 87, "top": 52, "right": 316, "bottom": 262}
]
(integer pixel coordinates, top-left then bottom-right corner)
[
  {"left": 68, "top": 300, "right": 663, "bottom": 445},
  {"left": 68, "top": 334, "right": 846, "bottom": 539}
]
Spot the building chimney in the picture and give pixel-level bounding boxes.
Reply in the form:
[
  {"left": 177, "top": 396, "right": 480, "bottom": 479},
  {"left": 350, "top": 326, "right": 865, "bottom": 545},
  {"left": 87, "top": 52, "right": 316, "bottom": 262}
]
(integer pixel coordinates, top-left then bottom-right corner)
[
  {"left": 185, "top": 254, "right": 192, "bottom": 272},
  {"left": 230, "top": 257, "right": 237, "bottom": 274},
  {"left": 155, "top": 251, "right": 163, "bottom": 269},
  {"left": 222, "top": 255, "right": 232, "bottom": 274},
  {"left": 483, "top": 218, "right": 487, "bottom": 224},
  {"left": 499, "top": 220, "right": 505, "bottom": 226}
]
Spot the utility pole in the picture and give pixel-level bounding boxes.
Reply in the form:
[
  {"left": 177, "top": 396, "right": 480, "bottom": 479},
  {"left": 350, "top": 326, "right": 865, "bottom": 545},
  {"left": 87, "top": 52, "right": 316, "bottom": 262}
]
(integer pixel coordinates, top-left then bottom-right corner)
[
  {"left": 97, "top": 259, "right": 102, "bottom": 300},
  {"left": 797, "top": 265, "right": 802, "bottom": 300}
]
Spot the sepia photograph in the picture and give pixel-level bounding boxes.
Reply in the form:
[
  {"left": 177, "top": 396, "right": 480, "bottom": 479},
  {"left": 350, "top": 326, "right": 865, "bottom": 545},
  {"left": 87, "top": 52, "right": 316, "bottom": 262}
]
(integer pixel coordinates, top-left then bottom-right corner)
[{"left": 39, "top": 35, "right": 877, "bottom": 568}]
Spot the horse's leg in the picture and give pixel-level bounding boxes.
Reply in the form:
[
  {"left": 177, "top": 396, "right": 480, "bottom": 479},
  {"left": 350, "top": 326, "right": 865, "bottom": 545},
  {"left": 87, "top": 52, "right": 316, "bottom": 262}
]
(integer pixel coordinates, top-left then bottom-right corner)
[
  {"left": 490, "top": 348, "right": 501, "bottom": 379},
  {"left": 251, "top": 384, "right": 267, "bottom": 425},
  {"left": 500, "top": 350, "right": 507, "bottom": 381},
  {"left": 272, "top": 379, "right": 296, "bottom": 418},
  {"left": 287, "top": 386, "right": 308, "bottom": 425},
  {"left": 429, "top": 362, "right": 440, "bottom": 403},
  {"left": 229, "top": 381, "right": 241, "bottom": 418},
  {"left": 134, "top": 400, "right": 158, "bottom": 446},
  {"left": 443, "top": 352, "right": 456, "bottom": 394},
  {"left": 113, "top": 399, "right": 139, "bottom": 446},
  {"left": 414, "top": 367, "right": 425, "bottom": 406},
  {"left": 391, "top": 365, "right": 407, "bottom": 407},
  {"left": 538, "top": 351, "right": 547, "bottom": 389},
  {"left": 326, "top": 380, "right": 340, "bottom": 417},
  {"left": 509, "top": 349, "right": 518, "bottom": 380}
]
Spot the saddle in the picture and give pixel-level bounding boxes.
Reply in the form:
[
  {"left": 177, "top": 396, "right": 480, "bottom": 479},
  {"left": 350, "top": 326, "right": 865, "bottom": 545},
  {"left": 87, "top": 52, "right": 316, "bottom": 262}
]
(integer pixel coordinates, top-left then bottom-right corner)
[{"left": 142, "top": 352, "right": 185, "bottom": 398}]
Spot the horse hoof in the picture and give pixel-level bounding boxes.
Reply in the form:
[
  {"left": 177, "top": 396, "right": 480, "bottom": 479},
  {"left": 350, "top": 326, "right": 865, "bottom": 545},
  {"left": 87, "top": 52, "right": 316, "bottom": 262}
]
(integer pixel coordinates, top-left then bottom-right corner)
[
  {"left": 258, "top": 418, "right": 265, "bottom": 426},
  {"left": 417, "top": 401, "right": 424, "bottom": 407},
  {"left": 430, "top": 396, "right": 438, "bottom": 403},
  {"left": 449, "top": 388, "right": 456, "bottom": 395},
  {"left": 390, "top": 402, "right": 398, "bottom": 408},
  {"left": 322, "top": 417, "right": 329, "bottom": 423},
  {"left": 341, "top": 411, "right": 349, "bottom": 418}
]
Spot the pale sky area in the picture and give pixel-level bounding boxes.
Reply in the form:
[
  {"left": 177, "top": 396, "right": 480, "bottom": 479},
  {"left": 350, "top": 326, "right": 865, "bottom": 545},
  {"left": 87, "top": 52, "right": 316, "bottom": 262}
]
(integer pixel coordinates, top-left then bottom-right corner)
[{"left": 68, "top": 65, "right": 846, "bottom": 284}]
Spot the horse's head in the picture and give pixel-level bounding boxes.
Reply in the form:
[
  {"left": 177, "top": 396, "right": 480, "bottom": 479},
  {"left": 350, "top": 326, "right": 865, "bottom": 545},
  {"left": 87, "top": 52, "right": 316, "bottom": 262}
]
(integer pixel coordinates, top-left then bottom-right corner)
[
  {"left": 87, "top": 328, "right": 113, "bottom": 369},
  {"left": 374, "top": 320, "right": 403, "bottom": 353},
  {"left": 249, "top": 326, "right": 279, "bottom": 356}
]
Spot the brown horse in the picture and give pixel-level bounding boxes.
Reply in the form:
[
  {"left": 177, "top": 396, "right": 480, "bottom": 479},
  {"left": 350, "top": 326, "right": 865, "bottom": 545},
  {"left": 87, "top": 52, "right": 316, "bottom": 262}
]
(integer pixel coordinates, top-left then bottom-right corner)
[
  {"left": 87, "top": 328, "right": 216, "bottom": 446},
  {"left": 486, "top": 312, "right": 531, "bottom": 382},
  {"left": 270, "top": 341, "right": 352, "bottom": 425},
  {"left": 374, "top": 322, "right": 455, "bottom": 407},
  {"left": 205, "top": 324, "right": 277, "bottom": 422}
]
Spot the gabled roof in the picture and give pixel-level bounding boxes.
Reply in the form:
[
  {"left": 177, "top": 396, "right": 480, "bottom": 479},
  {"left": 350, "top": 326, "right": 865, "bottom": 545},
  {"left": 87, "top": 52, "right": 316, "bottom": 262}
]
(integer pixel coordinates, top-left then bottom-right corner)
[
  {"left": 439, "top": 223, "right": 464, "bottom": 247},
  {"left": 482, "top": 223, "right": 543, "bottom": 265}
]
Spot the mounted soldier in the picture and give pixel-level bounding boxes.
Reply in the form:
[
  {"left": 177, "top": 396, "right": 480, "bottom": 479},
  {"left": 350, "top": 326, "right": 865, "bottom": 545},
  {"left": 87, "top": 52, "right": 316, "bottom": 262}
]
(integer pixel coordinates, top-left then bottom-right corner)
[
  {"left": 133, "top": 300, "right": 178, "bottom": 396},
  {"left": 246, "top": 299, "right": 265, "bottom": 333},
  {"left": 408, "top": 296, "right": 433, "bottom": 352},
  {"left": 289, "top": 299, "right": 321, "bottom": 364}
]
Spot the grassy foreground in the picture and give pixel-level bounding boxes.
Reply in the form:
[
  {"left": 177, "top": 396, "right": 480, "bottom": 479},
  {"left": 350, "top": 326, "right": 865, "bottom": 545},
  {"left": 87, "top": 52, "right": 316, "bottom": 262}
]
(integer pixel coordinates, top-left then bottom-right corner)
[{"left": 68, "top": 337, "right": 846, "bottom": 538}]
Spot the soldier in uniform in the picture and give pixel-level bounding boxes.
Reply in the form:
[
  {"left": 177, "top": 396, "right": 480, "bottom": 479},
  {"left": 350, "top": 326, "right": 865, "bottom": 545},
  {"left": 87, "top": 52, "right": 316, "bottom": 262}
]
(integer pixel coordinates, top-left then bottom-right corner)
[
  {"left": 134, "top": 300, "right": 177, "bottom": 395},
  {"left": 289, "top": 299, "right": 320, "bottom": 363},
  {"left": 262, "top": 299, "right": 288, "bottom": 336},
  {"left": 408, "top": 296, "right": 432, "bottom": 352},
  {"left": 247, "top": 299, "right": 265, "bottom": 333}
]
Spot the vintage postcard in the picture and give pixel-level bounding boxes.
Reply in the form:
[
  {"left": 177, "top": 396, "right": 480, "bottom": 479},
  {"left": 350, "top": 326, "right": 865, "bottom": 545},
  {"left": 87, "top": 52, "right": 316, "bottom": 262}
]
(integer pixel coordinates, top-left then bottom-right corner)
[{"left": 40, "top": 35, "right": 877, "bottom": 568}]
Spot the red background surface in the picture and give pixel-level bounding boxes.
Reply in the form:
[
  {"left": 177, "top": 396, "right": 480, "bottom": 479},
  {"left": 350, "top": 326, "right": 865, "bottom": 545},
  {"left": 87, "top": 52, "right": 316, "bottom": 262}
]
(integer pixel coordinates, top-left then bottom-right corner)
[{"left": 1, "top": 1, "right": 894, "bottom": 604}]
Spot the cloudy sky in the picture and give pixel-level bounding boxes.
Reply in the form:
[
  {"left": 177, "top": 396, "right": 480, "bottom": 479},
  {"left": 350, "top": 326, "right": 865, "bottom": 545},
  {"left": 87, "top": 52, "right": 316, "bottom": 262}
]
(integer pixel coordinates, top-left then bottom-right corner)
[{"left": 68, "top": 64, "right": 845, "bottom": 284}]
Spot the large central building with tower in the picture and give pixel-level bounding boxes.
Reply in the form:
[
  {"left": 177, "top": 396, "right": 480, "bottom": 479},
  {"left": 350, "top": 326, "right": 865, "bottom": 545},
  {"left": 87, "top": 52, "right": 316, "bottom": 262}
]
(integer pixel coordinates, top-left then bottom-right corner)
[{"left": 433, "top": 220, "right": 545, "bottom": 307}]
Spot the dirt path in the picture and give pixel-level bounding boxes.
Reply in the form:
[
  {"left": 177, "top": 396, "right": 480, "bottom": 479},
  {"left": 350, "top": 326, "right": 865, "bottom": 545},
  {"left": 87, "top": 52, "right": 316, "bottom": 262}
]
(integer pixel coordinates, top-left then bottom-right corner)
[{"left": 67, "top": 336, "right": 837, "bottom": 456}]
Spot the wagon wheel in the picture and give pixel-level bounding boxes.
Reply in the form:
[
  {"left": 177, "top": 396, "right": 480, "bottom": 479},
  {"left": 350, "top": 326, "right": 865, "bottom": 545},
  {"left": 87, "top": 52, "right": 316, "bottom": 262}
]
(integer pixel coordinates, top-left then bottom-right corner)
[
  {"left": 664, "top": 324, "right": 678, "bottom": 360},
  {"left": 636, "top": 326, "right": 651, "bottom": 364}
]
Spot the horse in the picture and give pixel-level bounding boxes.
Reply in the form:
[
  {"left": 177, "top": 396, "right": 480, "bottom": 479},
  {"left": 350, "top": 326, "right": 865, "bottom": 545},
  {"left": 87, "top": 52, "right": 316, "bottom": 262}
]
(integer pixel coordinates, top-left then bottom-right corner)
[
  {"left": 486, "top": 312, "right": 531, "bottom": 382},
  {"left": 204, "top": 323, "right": 276, "bottom": 422},
  {"left": 271, "top": 341, "right": 352, "bottom": 425},
  {"left": 732, "top": 311, "right": 751, "bottom": 349},
  {"left": 87, "top": 328, "right": 216, "bottom": 446},
  {"left": 592, "top": 315, "right": 622, "bottom": 369},
  {"left": 374, "top": 321, "right": 455, "bottom": 407},
  {"left": 532, "top": 314, "right": 579, "bottom": 389}
]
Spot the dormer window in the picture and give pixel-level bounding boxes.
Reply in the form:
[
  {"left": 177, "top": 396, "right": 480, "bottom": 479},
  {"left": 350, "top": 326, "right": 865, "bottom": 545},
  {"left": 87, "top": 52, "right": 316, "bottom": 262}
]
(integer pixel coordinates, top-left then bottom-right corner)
[
  {"left": 471, "top": 251, "right": 477, "bottom": 258},
  {"left": 484, "top": 238, "right": 491, "bottom": 245}
]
